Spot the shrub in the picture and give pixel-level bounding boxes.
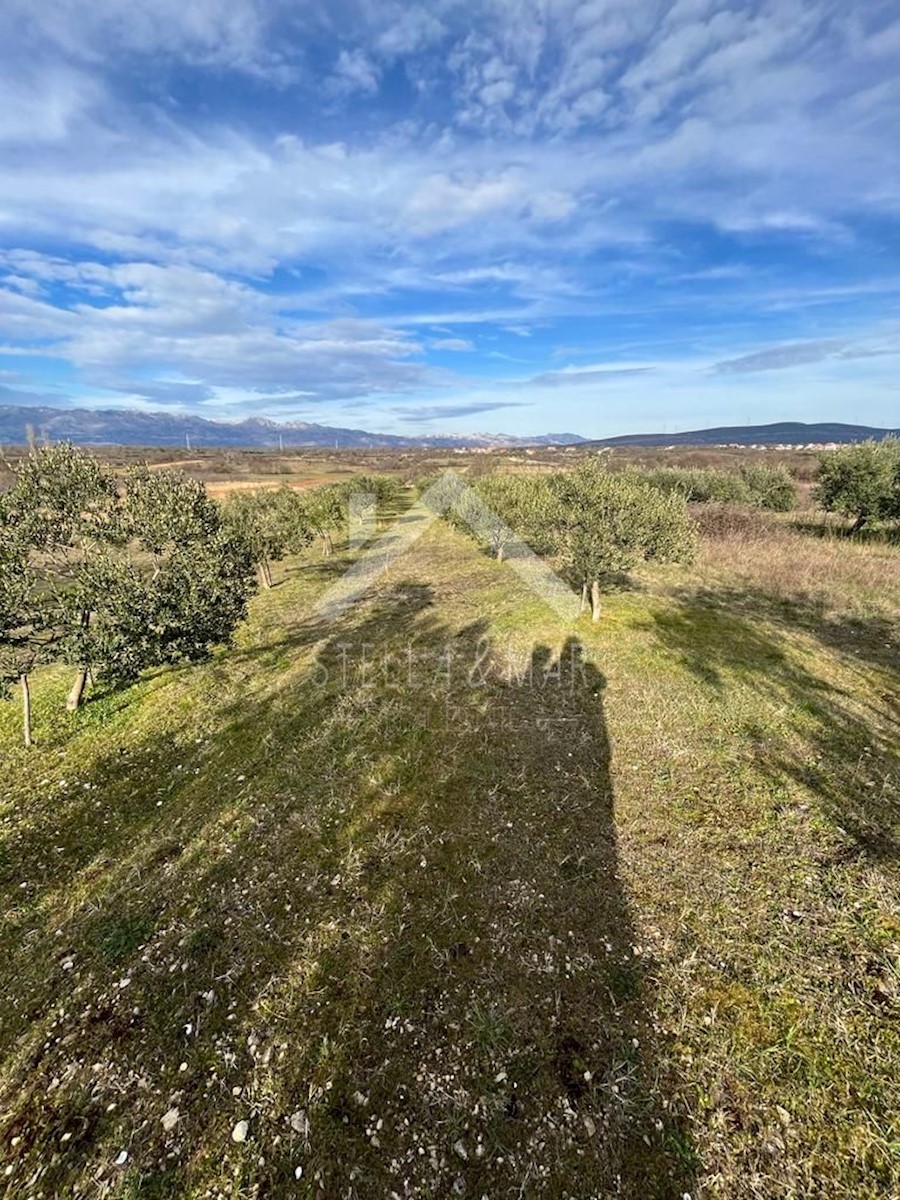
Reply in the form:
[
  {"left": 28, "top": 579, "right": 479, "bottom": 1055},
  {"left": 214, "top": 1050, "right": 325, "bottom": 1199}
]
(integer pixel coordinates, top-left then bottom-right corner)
[
  {"left": 738, "top": 464, "right": 797, "bottom": 511},
  {"left": 643, "top": 466, "right": 753, "bottom": 505},
  {"left": 690, "top": 502, "right": 776, "bottom": 541}
]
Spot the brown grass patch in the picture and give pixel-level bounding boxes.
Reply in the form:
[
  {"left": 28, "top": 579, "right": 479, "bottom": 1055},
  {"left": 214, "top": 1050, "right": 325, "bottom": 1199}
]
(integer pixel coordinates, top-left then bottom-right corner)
[{"left": 695, "top": 514, "right": 900, "bottom": 616}]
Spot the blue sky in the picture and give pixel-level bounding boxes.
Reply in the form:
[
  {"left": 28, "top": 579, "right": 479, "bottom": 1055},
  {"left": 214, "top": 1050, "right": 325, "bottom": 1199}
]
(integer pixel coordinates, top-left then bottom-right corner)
[{"left": 0, "top": 0, "right": 898, "bottom": 437}]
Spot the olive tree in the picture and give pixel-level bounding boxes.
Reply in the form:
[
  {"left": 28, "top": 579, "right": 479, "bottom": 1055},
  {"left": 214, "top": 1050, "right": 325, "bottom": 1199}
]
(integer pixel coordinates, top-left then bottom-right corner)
[
  {"left": 552, "top": 462, "right": 696, "bottom": 620},
  {"left": 1, "top": 444, "right": 257, "bottom": 734},
  {"left": 464, "top": 473, "right": 560, "bottom": 561},
  {"left": 1, "top": 443, "right": 120, "bottom": 710},
  {"left": 222, "top": 487, "right": 311, "bottom": 588},
  {"left": 815, "top": 438, "right": 900, "bottom": 531},
  {"left": 303, "top": 485, "right": 347, "bottom": 556},
  {"left": 643, "top": 466, "right": 752, "bottom": 505}
]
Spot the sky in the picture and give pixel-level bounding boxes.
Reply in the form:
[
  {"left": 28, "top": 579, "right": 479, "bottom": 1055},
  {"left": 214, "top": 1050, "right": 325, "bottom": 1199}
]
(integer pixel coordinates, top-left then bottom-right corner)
[{"left": 0, "top": 0, "right": 898, "bottom": 438}]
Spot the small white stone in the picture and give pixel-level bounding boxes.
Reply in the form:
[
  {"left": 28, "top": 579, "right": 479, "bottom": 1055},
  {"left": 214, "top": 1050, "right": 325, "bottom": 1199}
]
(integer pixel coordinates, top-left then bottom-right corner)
[
  {"left": 453, "top": 1139, "right": 468, "bottom": 1161},
  {"left": 115, "top": 1150, "right": 128, "bottom": 1166},
  {"left": 161, "top": 1108, "right": 180, "bottom": 1132},
  {"left": 295, "top": 1165, "right": 303, "bottom": 1180},
  {"left": 232, "top": 1120, "right": 249, "bottom": 1143},
  {"left": 290, "top": 1111, "right": 308, "bottom": 1136}
]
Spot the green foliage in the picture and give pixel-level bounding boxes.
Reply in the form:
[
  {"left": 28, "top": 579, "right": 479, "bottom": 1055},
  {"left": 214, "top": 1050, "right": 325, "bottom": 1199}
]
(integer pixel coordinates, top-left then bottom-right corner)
[
  {"left": 738, "top": 463, "right": 797, "bottom": 511},
  {"left": 1, "top": 444, "right": 117, "bottom": 700},
  {"left": 815, "top": 438, "right": 900, "bottom": 528},
  {"left": 339, "top": 473, "right": 401, "bottom": 506},
  {"left": 552, "top": 462, "right": 697, "bottom": 586},
  {"left": 437, "top": 464, "right": 695, "bottom": 612},
  {"left": 465, "top": 473, "right": 561, "bottom": 558},
  {"left": 222, "top": 487, "right": 313, "bottom": 573},
  {"left": 0, "top": 444, "right": 257, "bottom": 725},
  {"left": 642, "top": 466, "right": 752, "bottom": 505},
  {"left": 302, "top": 484, "right": 347, "bottom": 553},
  {"left": 137, "top": 530, "right": 256, "bottom": 676},
  {"left": 338, "top": 474, "right": 402, "bottom": 540},
  {"left": 0, "top": 520, "right": 42, "bottom": 697},
  {"left": 0, "top": 441, "right": 117, "bottom": 548},
  {"left": 642, "top": 463, "right": 797, "bottom": 511},
  {"left": 123, "top": 465, "right": 220, "bottom": 553}
]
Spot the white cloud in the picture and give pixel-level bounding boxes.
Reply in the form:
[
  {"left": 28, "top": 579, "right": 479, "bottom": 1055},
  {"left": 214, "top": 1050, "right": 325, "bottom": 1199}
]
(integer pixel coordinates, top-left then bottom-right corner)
[
  {"left": 0, "top": 64, "right": 103, "bottom": 144},
  {"left": 0, "top": 256, "right": 434, "bottom": 406},
  {"left": 0, "top": 0, "right": 289, "bottom": 77},
  {"left": 405, "top": 171, "right": 525, "bottom": 235},
  {"left": 331, "top": 49, "right": 381, "bottom": 96}
]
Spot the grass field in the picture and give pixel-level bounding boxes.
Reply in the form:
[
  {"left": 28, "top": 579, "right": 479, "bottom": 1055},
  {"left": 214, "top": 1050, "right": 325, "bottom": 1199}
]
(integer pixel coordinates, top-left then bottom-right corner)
[{"left": 1, "top": 506, "right": 899, "bottom": 1198}]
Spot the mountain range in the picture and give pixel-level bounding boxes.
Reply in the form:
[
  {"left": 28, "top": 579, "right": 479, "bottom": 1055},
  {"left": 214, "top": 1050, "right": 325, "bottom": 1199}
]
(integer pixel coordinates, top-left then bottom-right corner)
[
  {"left": 0, "top": 407, "right": 896, "bottom": 451},
  {"left": 0, "top": 406, "right": 582, "bottom": 450}
]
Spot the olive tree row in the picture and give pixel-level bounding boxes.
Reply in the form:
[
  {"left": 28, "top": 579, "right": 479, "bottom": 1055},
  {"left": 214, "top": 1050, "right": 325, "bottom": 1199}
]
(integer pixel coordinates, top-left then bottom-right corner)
[
  {"left": 220, "top": 474, "right": 400, "bottom": 583},
  {"left": 335, "top": 474, "right": 402, "bottom": 546},
  {"left": 443, "top": 472, "right": 557, "bottom": 562},
  {"left": 441, "top": 463, "right": 696, "bottom": 621},
  {"left": 0, "top": 444, "right": 256, "bottom": 746}
]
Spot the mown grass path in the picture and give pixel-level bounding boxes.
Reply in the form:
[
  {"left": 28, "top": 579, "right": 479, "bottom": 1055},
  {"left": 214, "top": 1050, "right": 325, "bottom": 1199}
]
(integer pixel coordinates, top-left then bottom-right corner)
[{"left": 0, "top": 519, "right": 898, "bottom": 1198}]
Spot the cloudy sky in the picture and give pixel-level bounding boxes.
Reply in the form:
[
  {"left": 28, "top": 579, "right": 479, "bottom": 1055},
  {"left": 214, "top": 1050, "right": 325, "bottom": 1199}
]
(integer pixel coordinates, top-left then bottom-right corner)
[{"left": 0, "top": 0, "right": 898, "bottom": 437}]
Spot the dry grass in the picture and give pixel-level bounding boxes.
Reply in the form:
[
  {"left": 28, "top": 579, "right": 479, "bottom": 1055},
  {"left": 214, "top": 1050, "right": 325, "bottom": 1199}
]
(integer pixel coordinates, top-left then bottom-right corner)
[{"left": 694, "top": 513, "right": 900, "bottom": 618}]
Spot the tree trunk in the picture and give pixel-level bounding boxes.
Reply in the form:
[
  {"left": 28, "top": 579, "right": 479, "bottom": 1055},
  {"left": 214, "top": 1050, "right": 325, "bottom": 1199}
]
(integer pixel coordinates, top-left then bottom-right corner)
[
  {"left": 496, "top": 543, "right": 504, "bottom": 562},
  {"left": 21, "top": 674, "right": 31, "bottom": 748},
  {"left": 580, "top": 581, "right": 589, "bottom": 613},
  {"left": 66, "top": 668, "right": 88, "bottom": 711},
  {"left": 323, "top": 532, "right": 333, "bottom": 557},
  {"left": 258, "top": 560, "right": 273, "bottom": 589},
  {"left": 590, "top": 579, "right": 602, "bottom": 623},
  {"left": 851, "top": 512, "right": 868, "bottom": 534}
]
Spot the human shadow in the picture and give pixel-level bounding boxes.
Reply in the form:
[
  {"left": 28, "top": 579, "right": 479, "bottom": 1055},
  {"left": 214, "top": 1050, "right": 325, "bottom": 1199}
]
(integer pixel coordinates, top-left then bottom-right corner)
[
  {"left": 648, "top": 590, "right": 900, "bottom": 861},
  {"left": 0, "top": 582, "right": 695, "bottom": 1198}
]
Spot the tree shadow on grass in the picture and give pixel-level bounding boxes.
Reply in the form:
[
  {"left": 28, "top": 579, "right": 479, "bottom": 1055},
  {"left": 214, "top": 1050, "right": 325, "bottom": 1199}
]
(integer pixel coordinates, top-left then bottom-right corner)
[
  {"left": 789, "top": 516, "right": 900, "bottom": 546},
  {"left": 648, "top": 589, "right": 900, "bottom": 861},
  {"left": 0, "top": 581, "right": 695, "bottom": 1199},
  {"left": 681, "top": 584, "right": 900, "bottom": 678}
]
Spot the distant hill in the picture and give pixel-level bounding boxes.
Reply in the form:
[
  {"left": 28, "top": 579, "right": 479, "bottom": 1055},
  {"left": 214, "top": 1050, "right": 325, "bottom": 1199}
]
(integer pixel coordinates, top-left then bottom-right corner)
[
  {"left": 0, "top": 406, "right": 585, "bottom": 450},
  {"left": 587, "top": 421, "right": 900, "bottom": 448}
]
